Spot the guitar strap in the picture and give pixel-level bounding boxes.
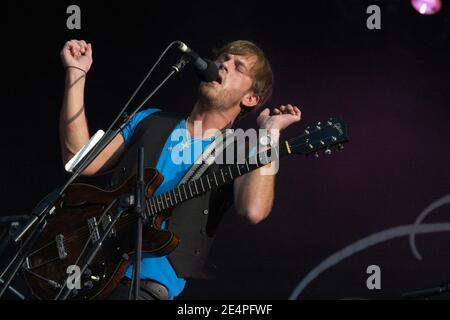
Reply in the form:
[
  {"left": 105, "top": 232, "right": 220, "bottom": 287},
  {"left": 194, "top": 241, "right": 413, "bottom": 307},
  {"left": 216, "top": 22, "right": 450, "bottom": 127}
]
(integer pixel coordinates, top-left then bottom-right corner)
[{"left": 178, "top": 129, "right": 235, "bottom": 184}]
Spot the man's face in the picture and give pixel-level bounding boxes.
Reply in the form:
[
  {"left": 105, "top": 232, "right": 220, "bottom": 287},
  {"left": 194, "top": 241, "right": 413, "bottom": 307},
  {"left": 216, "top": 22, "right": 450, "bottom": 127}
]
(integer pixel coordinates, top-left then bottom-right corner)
[{"left": 198, "top": 53, "right": 258, "bottom": 111}]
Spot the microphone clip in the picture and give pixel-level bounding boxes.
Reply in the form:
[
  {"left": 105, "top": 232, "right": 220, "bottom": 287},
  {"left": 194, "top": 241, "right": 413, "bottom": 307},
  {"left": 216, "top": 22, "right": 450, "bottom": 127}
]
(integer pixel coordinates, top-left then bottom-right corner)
[{"left": 172, "top": 55, "right": 189, "bottom": 73}]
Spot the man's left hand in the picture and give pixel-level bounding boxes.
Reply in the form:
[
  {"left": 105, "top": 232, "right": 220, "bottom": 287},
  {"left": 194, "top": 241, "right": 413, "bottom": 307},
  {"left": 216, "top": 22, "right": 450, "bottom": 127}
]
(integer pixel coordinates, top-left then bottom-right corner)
[{"left": 257, "top": 104, "right": 301, "bottom": 131}]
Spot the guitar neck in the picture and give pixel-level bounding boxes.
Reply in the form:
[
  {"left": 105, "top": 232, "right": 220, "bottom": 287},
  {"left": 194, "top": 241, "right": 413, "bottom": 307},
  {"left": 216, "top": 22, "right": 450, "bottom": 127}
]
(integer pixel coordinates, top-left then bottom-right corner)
[
  {"left": 146, "top": 116, "right": 349, "bottom": 215},
  {"left": 146, "top": 142, "right": 289, "bottom": 215}
]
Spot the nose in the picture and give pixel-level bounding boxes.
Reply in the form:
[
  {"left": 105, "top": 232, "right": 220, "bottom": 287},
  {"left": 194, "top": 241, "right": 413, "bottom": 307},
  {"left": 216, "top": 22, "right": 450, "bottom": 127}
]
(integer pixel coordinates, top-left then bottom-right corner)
[
  {"left": 218, "top": 61, "right": 229, "bottom": 73},
  {"left": 218, "top": 55, "right": 235, "bottom": 73}
]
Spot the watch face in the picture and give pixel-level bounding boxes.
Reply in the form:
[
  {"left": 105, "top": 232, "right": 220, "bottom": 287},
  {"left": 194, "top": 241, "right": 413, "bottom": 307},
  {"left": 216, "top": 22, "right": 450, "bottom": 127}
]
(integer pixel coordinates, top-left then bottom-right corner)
[{"left": 259, "top": 135, "right": 271, "bottom": 146}]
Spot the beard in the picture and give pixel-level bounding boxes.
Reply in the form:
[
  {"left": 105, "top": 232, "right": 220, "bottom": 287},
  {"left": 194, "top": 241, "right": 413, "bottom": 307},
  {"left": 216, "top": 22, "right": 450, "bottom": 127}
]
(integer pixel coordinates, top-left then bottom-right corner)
[
  {"left": 198, "top": 82, "right": 223, "bottom": 109},
  {"left": 198, "top": 82, "right": 242, "bottom": 112}
]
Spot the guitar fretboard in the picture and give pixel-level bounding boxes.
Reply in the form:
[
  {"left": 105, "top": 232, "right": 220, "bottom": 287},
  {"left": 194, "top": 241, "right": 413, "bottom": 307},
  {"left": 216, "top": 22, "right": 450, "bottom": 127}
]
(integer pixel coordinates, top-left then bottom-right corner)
[{"left": 146, "top": 145, "right": 283, "bottom": 215}]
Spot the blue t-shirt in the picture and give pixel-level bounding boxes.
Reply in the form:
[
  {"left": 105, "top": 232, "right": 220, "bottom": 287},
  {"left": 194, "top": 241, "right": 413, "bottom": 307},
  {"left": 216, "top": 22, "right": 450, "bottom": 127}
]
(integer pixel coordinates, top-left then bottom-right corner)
[{"left": 121, "top": 108, "right": 214, "bottom": 299}]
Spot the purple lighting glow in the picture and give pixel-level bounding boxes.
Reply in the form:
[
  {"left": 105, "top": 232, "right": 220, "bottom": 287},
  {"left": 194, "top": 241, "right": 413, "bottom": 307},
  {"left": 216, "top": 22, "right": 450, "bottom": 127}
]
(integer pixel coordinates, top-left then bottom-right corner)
[{"left": 411, "top": 0, "right": 442, "bottom": 15}]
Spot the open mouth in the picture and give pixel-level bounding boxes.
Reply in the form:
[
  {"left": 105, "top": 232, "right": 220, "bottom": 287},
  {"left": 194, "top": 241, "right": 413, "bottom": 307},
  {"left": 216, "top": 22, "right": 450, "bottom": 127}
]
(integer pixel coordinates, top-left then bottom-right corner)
[{"left": 215, "top": 74, "right": 224, "bottom": 85}]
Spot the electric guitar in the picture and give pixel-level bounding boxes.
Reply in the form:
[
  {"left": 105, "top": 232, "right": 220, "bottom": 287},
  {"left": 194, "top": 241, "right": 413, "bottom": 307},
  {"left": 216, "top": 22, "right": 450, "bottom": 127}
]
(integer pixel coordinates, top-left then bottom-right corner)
[{"left": 22, "top": 117, "right": 348, "bottom": 300}]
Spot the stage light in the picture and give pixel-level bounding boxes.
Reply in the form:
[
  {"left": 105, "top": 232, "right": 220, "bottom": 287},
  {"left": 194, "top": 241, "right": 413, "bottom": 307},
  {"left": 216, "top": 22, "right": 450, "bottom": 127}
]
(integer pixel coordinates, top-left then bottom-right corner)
[{"left": 411, "top": 0, "right": 442, "bottom": 15}]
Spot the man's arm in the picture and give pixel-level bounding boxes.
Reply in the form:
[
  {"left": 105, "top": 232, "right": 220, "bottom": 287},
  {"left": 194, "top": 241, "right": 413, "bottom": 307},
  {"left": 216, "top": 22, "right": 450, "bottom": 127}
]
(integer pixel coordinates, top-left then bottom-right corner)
[
  {"left": 234, "top": 105, "right": 301, "bottom": 224},
  {"left": 234, "top": 166, "right": 276, "bottom": 225},
  {"left": 60, "top": 39, "right": 124, "bottom": 176}
]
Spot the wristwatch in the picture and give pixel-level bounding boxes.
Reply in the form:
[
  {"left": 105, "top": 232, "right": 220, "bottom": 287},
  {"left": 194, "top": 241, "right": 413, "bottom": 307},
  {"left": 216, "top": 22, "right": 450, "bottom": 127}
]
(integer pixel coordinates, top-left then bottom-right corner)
[{"left": 259, "top": 133, "right": 273, "bottom": 147}]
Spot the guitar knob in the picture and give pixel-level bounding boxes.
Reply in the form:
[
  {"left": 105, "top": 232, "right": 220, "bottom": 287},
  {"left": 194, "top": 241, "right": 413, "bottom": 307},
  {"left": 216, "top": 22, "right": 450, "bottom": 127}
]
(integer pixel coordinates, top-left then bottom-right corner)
[
  {"left": 90, "top": 275, "right": 101, "bottom": 282},
  {"left": 71, "top": 289, "right": 79, "bottom": 297},
  {"left": 83, "top": 281, "right": 94, "bottom": 290}
]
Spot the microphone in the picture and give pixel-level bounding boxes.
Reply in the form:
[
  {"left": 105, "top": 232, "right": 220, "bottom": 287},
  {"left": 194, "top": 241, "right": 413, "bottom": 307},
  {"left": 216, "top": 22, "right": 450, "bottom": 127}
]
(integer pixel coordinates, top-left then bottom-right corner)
[{"left": 176, "top": 41, "right": 218, "bottom": 82}]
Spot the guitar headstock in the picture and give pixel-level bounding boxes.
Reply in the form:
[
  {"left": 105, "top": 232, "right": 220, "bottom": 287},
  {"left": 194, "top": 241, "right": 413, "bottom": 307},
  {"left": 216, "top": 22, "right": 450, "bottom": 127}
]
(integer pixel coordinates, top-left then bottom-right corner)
[{"left": 285, "top": 117, "right": 348, "bottom": 157}]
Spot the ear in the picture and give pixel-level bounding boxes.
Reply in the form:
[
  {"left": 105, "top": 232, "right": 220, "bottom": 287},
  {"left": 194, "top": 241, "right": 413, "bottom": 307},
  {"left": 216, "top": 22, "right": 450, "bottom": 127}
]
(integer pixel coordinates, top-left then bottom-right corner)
[{"left": 241, "top": 91, "right": 260, "bottom": 108}]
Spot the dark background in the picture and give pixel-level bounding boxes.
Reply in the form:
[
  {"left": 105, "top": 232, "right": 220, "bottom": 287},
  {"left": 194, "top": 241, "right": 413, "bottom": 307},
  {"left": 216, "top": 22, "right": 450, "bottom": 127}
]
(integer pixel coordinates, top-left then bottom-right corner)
[{"left": 1, "top": 0, "right": 449, "bottom": 299}]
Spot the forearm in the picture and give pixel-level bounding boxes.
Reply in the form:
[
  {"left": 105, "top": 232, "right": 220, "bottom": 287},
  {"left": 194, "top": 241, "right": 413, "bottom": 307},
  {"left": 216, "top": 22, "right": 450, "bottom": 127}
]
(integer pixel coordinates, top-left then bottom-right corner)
[
  {"left": 59, "top": 69, "right": 90, "bottom": 164},
  {"left": 234, "top": 130, "right": 279, "bottom": 224},
  {"left": 234, "top": 166, "right": 276, "bottom": 224},
  {"left": 235, "top": 104, "right": 301, "bottom": 224}
]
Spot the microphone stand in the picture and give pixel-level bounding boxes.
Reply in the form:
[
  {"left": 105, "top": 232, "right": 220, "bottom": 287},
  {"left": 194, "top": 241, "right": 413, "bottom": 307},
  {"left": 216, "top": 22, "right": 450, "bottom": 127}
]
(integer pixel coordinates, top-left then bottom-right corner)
[
  {"left": 0, "top": 278, "right": 25, "bottom": 300},
  {"left": 0, "top": 49, "right": 189, "bottom": 299},
  {"left": 0, "top": 210, "right": 49, "bottom": 298},
  {"left": 129, "top": 147, "right": 146, "bottom": 300},
  {"left": 0, "top": 215, "right": 29, "bottom": 258},
  {"left": 0, "top": 215, "right": 29, "bottom": 300}
]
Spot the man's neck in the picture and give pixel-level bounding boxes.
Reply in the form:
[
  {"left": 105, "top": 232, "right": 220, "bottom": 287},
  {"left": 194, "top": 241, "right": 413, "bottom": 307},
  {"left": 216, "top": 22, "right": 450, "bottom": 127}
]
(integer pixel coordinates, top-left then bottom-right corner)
[{"left": 187, "top": 101, "right": 240, "bottom": 138}]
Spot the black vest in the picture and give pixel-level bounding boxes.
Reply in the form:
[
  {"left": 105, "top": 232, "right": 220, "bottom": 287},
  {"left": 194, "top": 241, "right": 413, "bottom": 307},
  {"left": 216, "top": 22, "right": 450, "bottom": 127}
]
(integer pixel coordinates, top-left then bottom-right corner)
[{"left": 110, "top": 111, "right": 234, "bottom": 279}]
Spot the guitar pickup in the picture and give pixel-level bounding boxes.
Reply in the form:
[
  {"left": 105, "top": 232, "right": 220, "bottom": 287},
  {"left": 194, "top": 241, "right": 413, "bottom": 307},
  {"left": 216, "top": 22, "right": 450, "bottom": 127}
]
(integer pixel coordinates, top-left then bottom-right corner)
[
  {"left": 56, "top": 234, "right": 68, "bottom": 260},
  {"left": 88, "top": 217, "right": 101, "bottom": 244},
  {"left": 100, "top": 215, "right": 116, "bottom": 238}
]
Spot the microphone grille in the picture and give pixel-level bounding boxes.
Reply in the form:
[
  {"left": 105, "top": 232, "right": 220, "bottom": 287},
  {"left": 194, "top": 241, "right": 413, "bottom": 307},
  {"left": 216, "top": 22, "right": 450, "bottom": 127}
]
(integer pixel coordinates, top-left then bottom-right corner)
[{"left": 196, "top": 59, "right": 219, "bottom": 82}]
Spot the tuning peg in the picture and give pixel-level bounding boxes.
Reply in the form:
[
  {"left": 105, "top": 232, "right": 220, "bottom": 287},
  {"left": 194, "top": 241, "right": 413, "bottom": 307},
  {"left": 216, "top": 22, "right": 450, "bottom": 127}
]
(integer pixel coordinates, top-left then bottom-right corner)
[
  {"left": 327, "top": 121, "right": 333, "bottom": 126},
  {"left": 324, "top": 148, "right": 332, "bottom": 155},
  {"left": 337, "top": 144, "right": 344, "bottom": 152},
  {"left": 314, "top": 152, "right": 319, "bottom": 158}
]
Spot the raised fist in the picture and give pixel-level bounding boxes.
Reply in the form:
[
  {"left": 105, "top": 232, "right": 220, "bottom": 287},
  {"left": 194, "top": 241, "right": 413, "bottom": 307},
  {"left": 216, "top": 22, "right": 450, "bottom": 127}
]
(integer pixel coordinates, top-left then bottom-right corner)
[{"left": 60, "top": 39, "right": 93, "bottom": 74}]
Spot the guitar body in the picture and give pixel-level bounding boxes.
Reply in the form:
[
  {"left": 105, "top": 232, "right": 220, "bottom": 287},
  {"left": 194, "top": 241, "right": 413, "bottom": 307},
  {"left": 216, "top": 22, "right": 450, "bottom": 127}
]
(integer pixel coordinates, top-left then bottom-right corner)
[{"left": 22, "top": 168, "right": 179, "bottom": 300}]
